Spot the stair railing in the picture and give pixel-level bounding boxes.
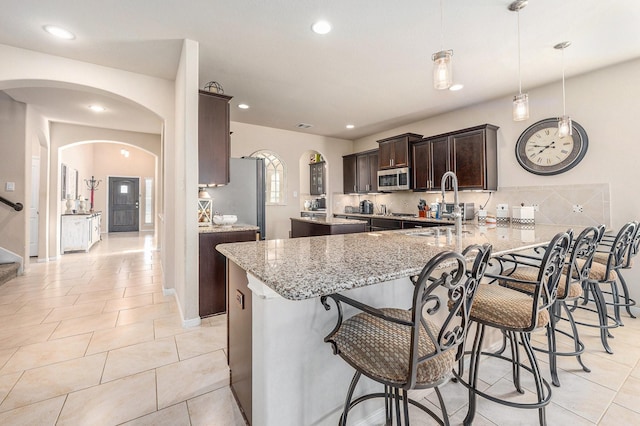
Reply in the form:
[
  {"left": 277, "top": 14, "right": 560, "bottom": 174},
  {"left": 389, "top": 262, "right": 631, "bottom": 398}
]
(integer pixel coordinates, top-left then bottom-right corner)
[{"left": 0, "top": 196, "right": 23, "bottom": 211}]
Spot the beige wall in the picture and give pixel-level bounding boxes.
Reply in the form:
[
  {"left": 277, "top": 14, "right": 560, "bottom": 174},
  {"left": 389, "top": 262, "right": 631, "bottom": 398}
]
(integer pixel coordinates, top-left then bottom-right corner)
[
  {"left": 228, "top": 121, "right": 353, "bottom": 240},
  {"left": 0, "top": 92, "right": 26, "bottom": 258}
]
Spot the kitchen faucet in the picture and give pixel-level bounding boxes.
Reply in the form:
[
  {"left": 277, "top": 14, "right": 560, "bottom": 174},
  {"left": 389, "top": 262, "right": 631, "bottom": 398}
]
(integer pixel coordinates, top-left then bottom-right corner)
[{"left": 440, "top": 171, "right": 462, "bottom": 237}]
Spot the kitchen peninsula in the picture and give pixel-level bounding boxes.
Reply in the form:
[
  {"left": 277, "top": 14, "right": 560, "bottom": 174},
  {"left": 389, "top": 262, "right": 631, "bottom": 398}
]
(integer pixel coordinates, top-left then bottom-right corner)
[{"left": 217, "top": 224, "right": 575, "bottom": 426}]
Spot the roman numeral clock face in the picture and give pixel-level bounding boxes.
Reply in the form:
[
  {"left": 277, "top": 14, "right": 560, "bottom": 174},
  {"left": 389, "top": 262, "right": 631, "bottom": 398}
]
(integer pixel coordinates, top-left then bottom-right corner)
[{"left": 515, "top": 118, "right": 588, "bottom": 175}]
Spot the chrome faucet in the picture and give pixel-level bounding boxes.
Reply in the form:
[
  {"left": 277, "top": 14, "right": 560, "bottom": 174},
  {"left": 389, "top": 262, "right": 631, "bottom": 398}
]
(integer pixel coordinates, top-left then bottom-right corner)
[{"left": 441, "top": 171, "right": 462, "bottom": 237}]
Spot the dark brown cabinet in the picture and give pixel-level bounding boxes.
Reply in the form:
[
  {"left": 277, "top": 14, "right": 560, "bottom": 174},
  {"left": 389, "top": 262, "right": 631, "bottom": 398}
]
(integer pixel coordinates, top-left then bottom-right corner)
[
  {"left": 198, "top": 90, "right": 233, "bottom": 186},
  {"left": 411, "top": 136, "right": 449, "bottom": 191},
  {"left": 411, "top": 124, "right": 498, "bottom": 191},
  {"left": 378, "top": 133, "right": 422, "bottom": 170},
  {"left": 309, "top": 161, "right": 325, "bottom": 195},
  {"left": 343, "top": 149, "right": 378, "bottom": 194},
  {"left": 199, "top": 230, "right": 256, "bottom": 317}
]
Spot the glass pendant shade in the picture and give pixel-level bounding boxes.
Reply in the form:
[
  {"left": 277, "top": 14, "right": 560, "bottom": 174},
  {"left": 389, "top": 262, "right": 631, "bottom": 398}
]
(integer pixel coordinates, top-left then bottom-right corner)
[
  {"left": 432, "top": 50, "right": 453, "bottom": 90},
  {"left": 558, "top": 115, "right": 573, "bottom": 137},
  {"left": 513, "top": 93, "right": 529, "bottom": 121}
]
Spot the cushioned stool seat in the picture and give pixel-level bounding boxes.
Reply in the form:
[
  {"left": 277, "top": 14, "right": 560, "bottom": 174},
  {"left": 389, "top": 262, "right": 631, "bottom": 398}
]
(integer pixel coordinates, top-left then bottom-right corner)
[
  {"left": 472, "top": 283, "right": 549, "bottom": 330},
  {"left": 332, "top": 308, "right": 455, "bottom": 386},
  {"left": 499, "top": 267, "right": 582, "bottom": 299}
]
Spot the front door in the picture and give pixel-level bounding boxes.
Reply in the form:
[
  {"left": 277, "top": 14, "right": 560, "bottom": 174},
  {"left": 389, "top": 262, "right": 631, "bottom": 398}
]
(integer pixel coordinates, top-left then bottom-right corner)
[{"left": 109, "top": 177, "right": 139, "bottom": 232}]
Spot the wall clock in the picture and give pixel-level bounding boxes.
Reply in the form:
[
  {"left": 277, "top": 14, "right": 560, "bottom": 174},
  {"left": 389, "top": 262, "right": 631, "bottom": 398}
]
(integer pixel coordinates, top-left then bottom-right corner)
[{"left": 515, "top": 118, "right": 588, "bottom": 175}]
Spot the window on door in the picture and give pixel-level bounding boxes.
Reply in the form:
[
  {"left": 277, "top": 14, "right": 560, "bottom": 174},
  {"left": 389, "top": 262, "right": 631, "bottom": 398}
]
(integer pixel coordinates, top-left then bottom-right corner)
[{"left": 144, "top": 178, "right": 153, "bottom": 224}]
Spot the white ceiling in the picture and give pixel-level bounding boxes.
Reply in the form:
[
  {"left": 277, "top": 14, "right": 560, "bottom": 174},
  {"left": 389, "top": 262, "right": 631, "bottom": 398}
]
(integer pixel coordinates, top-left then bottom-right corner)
[{"left": 1, "top": 0, "right": 639, "bottom": 139}]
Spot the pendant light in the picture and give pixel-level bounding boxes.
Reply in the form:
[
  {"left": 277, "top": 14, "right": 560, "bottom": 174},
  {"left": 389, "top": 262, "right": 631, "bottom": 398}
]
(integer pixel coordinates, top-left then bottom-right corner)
[
  {"left": 509, "top": 0, "right": 529, "bottom": 121},
  {"left": 432, "top": 0, "right": 453, "bottom": 90},
  {"left": 555, "top": 41, "right": 572, "bottom": 137}
]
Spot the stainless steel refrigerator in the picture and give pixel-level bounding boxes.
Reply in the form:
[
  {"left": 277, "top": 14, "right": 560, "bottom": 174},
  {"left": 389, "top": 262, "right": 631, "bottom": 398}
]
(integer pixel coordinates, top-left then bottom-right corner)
[{"left": 207, "top": 157, "right": 266, "bottom": 239}]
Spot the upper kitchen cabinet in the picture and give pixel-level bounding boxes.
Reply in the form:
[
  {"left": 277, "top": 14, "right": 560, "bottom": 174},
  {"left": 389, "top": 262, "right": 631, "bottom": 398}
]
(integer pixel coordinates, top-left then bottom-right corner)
[
  {"left": 342, "top": 149, "right": 378, "bottom": 194},
  {"left": 310, "top": 161, "right": 326, "bottom": 195},
  {"left": 411, "top": 124, "right": 498, "bottom": 191},
  {"left": 411, "top": 136, "right": 449, "bottom": 191},
  {"left": 377, "top": 133, "right": 423, "bottom": 170},
  {"left": 198, "top": 90, "right": 233, "bottom": 186}
]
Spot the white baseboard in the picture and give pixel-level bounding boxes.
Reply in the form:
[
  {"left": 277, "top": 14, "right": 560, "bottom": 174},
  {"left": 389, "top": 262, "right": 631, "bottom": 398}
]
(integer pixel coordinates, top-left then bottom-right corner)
[{"left": 164, "top": 287, "right": 202, "bottom": 328}]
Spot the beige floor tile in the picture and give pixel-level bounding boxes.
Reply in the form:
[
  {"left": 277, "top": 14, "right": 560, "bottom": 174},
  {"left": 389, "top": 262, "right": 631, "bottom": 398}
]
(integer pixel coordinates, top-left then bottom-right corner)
[
  {"left": 153, "top": 316, "right": 192, "bottom": 339},
  {"left": 0, "top": 333, "right": 92, "bottom": 374},
  {"left": 0, "top": 306, "right": 54, "bottom": 329},
  {"left": 0, "top": 321, "right": 58, "bottom": 350},
  {"left": 631, "top": 359, "right": 640, "bottom": 379},
  {"left": 111, "top": 276, "right": 155, "bottom": 288},
  {"left": 0, "top": 353, "right": 107, "bottom": 412},
  {"left": 0, "top": 303, "right": 24, "bottom": 317},
  {"left": 102, "top": 337, "right": 178, "bottom": 383},
  {"left": 174, "top": 323, "right": 226, "bottom": 361},
  {"left": 124, "top": 283, "right": 162, "bottom": 298},
  {"left": 122, "top": 402, "right": 190, "bottom": 426},
  {"left": 0, "top": 347, "right": 18, "bottom": 370},
  {"left": 117, "top": 302, "right": 177, "bottom": 326},
  {"left": 0, "top": 372, "right": 22, "bottom": 404},
  {"left": 23, "top": 296, "right": 81, "bottom": 312},
  {"left": 0, "top": 395, "right": 66, "bottom": 426},
  {"left": 187, "top": 386, "right": 246, "bottom": 426},
  {"left": 599, "top": 402, "right": 640, "bottom": 425},
  {"left": 104, "top": 293, "right": 154, "bottom": 313},
  {"left": 0, "top": 292, "right": 24, "bottom": 305},
  {"left": 86, "top": 320, "right": 155, "bottom": 355},
  {"left": 50, "top": 311, "right": 119, "bottom": 340},
  {"left": 156, "top": 350, "right": 229, "bottom": 409},
  {"left": 74, "top": 287, "right": 125, "bottom": 304},
  {"left": 57, "top": 370, "right": 157, "bottom": 426},
  {"left": 612, "top": 375, "right": 640, "bottom": 414},
  {"left": 43, "top": 300, "right": 106, "bottom": 323},
  {"left": 153, "top": 291, "right": 175, "bottom": 305}
]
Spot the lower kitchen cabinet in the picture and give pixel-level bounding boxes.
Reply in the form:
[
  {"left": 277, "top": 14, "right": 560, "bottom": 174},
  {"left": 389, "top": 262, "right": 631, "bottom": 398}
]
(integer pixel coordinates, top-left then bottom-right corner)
[{"left": 199, "top": 230, "right": 256, "bottom": 317}]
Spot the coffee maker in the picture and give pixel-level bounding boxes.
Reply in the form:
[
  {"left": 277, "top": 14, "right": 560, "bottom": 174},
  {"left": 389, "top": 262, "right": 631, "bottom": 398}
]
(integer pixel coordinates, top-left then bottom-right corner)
[{"left": 359, "top": 200, "right": 374, "bottom": 214}]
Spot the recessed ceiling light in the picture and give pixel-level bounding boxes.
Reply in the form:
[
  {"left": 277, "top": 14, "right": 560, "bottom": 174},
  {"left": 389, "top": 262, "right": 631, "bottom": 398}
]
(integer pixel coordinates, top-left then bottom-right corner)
[
  {"left": 88, "top": 105, "right": 106, "bottom": 112},
  {"left": 449, "top": 84, "right": 464, "bottom": 91},
  {"left": 43, "top": 25, "right": 75, "bottom": 40},
  {"left": 346, "top": 124, "right": 355, "bottom": 129},
  {"left": 296, "top": 123, "right": 313, "bottom": 129},
  {"left": 238, "top": 103, "right": 250, "bottom": 109},
  {"left": 311, "top": 21, "right": 332, "bottom": 35}
]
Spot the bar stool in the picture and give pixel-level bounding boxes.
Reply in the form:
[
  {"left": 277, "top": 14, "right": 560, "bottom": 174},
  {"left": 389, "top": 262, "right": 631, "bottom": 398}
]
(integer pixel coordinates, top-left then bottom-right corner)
[
  {"left": 321, "top": 244, "right": 492, "bottom": 425},
  {"left": 573, "top": 221, "right": 637, "bottom": 353},
  {"left": 592, "top": 221, "right": 639, "bottom": 322},
  {"left": 458, "top": 232, "right": 571, "bottom": 426},
  {"left": 487, "top": 226, "right": 601, "bottom": 387}
]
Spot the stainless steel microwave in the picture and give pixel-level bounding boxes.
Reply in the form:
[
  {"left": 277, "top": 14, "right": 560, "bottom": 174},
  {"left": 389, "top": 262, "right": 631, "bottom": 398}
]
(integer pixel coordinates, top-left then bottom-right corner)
[{"left": 377, "top": 167, "right": 410, "bottom": 191}]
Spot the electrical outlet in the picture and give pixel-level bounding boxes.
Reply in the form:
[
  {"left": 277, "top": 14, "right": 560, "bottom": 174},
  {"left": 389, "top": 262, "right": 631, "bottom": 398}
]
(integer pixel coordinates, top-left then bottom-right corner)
[
  {"left": 572, "top": 204, "right": 584, "bottom": 213},
  {"left": 532, "top": 204, "right": 539, "bottom": 212}
]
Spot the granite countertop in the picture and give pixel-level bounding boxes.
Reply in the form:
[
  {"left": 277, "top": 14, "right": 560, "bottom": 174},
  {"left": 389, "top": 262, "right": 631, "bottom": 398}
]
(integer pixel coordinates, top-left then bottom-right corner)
[
  {"left": 198, "top": 224, "right": 259, "bottom": 234},
  {"left": 336, "top": 212, "right": 453, "bottom": 225},
  {"left": 290, "top": 217, "right": 368, "bottom": 226},
  {"left": 217, "top": 223, "right": 574, "bottom": 301}
]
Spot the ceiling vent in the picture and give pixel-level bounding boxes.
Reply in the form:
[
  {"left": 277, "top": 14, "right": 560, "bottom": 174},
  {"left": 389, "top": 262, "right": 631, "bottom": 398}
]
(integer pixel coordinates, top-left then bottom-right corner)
[{"left": 296, "top": 123, "right": 313, "bottom": 129}]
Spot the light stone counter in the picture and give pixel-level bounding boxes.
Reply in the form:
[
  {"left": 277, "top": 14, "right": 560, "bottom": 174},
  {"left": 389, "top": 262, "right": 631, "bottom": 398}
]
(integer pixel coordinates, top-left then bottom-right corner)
[
  {"left": 217, "top": 223, "right": 571, "bottom": 301},
  {"left": 198, "top": 224, "right": 259, "bottom": 234},
  {"left": 290, "top": 216, "right": 367, "bottom": 226}
]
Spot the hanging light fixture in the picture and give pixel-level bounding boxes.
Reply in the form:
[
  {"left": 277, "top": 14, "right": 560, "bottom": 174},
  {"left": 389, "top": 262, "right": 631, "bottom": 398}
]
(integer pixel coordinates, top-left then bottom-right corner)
[
  {"left": 509, "top": 0, "right": 529, "bottom": 121},
  {"left": 555, "top": 41, "right": 572, "bottom": 137},
  {"left": 432, "top": 0, "right": 453, "bottom": 90}
]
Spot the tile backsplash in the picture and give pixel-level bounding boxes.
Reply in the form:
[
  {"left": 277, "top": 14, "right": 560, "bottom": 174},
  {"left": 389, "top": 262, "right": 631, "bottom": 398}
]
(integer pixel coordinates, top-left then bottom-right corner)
[{"left": 332, "top": 183, "right": 610, "bottom": 227}]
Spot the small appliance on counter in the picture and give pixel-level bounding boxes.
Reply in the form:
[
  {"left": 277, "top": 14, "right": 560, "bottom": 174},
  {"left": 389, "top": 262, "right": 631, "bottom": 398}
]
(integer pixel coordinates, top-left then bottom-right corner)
[
  {"left": 359, "top": 200, "right": 374, "bottom": 214},
  {"left": 496, "top": 204, "right": 510, "bottom": 224},
  {"left": 442, "top": 203, "right": 475, "bottom": 221}
]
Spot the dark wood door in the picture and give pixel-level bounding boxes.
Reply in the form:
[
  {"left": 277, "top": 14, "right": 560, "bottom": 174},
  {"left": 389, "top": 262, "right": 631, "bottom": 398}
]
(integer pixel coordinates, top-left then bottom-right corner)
[
  {"left": 451, "top": 129, "right": 486, "bottom": 189},
  {"left": 412, "top": 140, "right": 432, "bottom": 190},
  {"left": 391, "top": 138, "right": 409, "bottom": 168},
  {"left": 356, "top": 154, "right": 370, "bottom": 192},
  {"left": 430, "top": 137, "right": 450, "bottom": 191},
  {"left": 367, "top": 151, "right": 379, "bottom": 192},
  {"left": 198, "top": 90, "right": 233, "bottom": 186},
  {"left": 108, "top": 177, "right": 139, "bottom": 232},
  {"left": 378, "top": 141, "right": 393, "bottom": 169},
  {"left": 343, "top": 155, "right": 357, "bottom": 194}
]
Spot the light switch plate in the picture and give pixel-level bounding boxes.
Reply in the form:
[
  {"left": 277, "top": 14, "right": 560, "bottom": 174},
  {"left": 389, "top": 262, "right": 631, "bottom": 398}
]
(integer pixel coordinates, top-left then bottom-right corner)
[
  {"left": 235, "top": 290, "right": 245, "bottom": 309},
  {"left": 5, "top": 182, "right": 15, "bottom": 192}
]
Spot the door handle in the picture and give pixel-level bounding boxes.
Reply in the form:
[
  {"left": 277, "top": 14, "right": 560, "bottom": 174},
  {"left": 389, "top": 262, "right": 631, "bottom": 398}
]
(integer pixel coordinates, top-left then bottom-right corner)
[{"left": 135, "top": 202, "right": 139, "bottom": 209}]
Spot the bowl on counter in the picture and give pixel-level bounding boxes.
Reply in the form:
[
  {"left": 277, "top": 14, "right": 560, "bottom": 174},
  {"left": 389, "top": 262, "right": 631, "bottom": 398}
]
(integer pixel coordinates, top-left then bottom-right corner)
[{"left": 212, "top": 214, "right": 238, "bottom": 226}]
